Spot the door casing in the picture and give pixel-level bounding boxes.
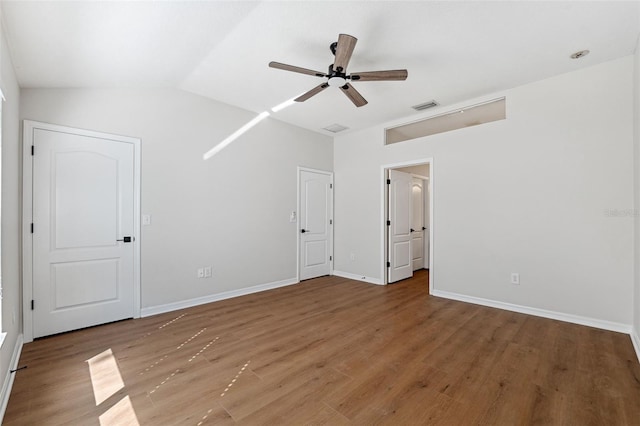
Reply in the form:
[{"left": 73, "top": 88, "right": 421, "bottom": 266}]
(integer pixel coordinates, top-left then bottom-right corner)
[
  {"left": 381, "top": 158, "right": 433, "bottom": 291},
  {"left": 22, "top": 120, "right": 141, "bottom": 343}
]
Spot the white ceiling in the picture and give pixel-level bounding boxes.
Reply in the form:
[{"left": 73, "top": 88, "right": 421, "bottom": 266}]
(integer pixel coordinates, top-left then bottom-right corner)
[{"left": 2, "top": 1, "right": 639, "bottom": 135}]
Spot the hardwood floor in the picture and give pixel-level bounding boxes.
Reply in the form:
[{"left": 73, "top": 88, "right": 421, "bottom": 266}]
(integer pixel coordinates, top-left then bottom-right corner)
[{"left": 4, "top": 270, "right": 640, "bottom": 425}]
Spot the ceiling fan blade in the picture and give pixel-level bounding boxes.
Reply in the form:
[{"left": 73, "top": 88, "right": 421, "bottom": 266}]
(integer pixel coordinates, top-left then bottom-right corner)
[
  {"left": 333, "top": 34, "right": 357, "bottom": 72},
  {"left": 295, "top": 83, "right": 330, "bottom": 102},
  {"left": 340, "top": 83, "right": 368, "bottom": 107},
  {"left": 269, "top": 61, "right": 327, "bottom": 77},
  {"left": 350, "top": 69, "right": 408, "bottom": 82}
]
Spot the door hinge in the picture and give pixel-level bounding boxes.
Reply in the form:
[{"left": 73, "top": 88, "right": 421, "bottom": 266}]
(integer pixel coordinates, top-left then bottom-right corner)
[
  {"left": 387, "top": 179, "right": 391, "bottom": 185},
  {"left": 329, "top": 255, "right": 332, "bottom": 261},
  {"left": 31, "top": 145, "right": 34, "bottom": 156},
  {"left": 31, "top": 300, "right": 34, "bottom": 310},
  {"left": 30, "top": 223, "right": 34, "bottom": 234},
  {"left": 330, "top": 183, "right": 333, "bottom": 189},
  {"left": 387, "top": 220, "right": 391, "bottom": 226},
  {"left": 329, "top": 219, "right": 333, "bottom": 225},
  {"left": 387, "top": 261, "right": 391, "bottom": 268}
]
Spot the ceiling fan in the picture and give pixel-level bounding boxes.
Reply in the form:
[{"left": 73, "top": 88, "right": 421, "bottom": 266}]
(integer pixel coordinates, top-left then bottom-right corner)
[{"left": 269, "top": 34, "right": 408, "bottom": 107}]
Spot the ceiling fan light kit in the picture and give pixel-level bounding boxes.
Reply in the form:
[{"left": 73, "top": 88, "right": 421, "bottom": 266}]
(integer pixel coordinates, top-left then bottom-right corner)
[{"left": 269, "top": 34, "right": 408, "bottom": 107}]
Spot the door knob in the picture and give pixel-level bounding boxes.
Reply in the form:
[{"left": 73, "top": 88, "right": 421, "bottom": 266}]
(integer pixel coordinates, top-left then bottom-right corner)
[
  {"left": 117, "top": 236, "right": 134, "bottom": 243},
  {"left": 301, "top": 229, "right": 309, "bottom": 233},
  {"left": 422, "top": 226, "right": 427, "bottom": 231},
  {"left": 410, "top": 228, "right": 415, "bottom": 233}
]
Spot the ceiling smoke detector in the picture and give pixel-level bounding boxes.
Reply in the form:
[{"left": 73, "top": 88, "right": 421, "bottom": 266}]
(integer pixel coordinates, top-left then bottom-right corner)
[{"left": 570, "top": 50, "right": 590, "bottom": 59}]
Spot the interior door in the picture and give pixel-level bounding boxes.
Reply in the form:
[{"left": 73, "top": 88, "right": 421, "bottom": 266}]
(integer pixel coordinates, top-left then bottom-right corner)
[
  {"left": 32, "top": 127, "right": 136, "bottom": 338},
  {"left": 388, "top": 169, "right": 413, "bottom": 283},
  {"left": 411, "top": 177, "right": 425, "bottom": 271},
  {"left": 424, "top": 177, "right": 430, "bottom": 269},
  {"left": 299, "top": 169, "right": 333, "bottom": 280}
]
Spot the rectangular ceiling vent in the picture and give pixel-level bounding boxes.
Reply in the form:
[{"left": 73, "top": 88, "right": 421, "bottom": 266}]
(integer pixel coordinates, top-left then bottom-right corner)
[
  {"left": 412, "top": 100, "right": 439, "bottom": 111},
  {"left": 323, "top": 123, "right": 349, "bottom": 133}
]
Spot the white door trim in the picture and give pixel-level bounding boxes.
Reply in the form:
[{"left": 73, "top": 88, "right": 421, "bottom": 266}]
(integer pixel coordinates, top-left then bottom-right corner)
[
  {"left": 22, "top": 120, "right": 142, "bottom": 343},
  {"left": 381, "top": 158, "right": 433, "bottom": 293},
  {"left": 296, "top": 167, "right": 334, "bottom": 282}
]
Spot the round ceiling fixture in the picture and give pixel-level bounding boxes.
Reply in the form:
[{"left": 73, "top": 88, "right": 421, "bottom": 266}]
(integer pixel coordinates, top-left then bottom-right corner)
[
  {"left": 570, "top": 50, "right": 590, "bottom": 59},
  {"left": 328, "top": 76, "right": 347, "bottom": 87}
]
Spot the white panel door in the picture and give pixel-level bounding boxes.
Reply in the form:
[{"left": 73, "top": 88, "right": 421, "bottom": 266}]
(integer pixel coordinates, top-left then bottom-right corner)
[
  {"left": 424, "top": 178, "right": 430, "bottom": 269},
  {"left": 32, "top": 128, "right": 136, "bottom": 337},
  {"left": 299, "top": 169, "right": 333, "bottom": 280},
  {"left": 388, "top": 170, "right": 413, "bottom": 283},
  {"left": 411, "top": 178, "right": 425, "bottom": 271}
]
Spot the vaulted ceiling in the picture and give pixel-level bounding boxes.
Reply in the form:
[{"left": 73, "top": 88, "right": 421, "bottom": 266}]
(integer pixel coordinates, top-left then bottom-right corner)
[{"left": 2, "top": 1, "right": 639, "bottom": 135}]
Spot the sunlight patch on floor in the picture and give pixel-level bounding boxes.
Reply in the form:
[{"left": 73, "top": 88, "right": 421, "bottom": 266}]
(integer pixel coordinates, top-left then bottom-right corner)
[
  {"left": 220, "top": 360, "right": 250, "bottom": 397},
  {"left": 149, "top": 369, "right": 180, "bottom": 395},
  {"left": 189, "top": 337, "right": 219, "bottom": 362},
  {"left": 98, "top": 395, "right": 140, "bottom": 426},
  {"left": 177, "top": 328, "right": 207, "bottom": 349},
  {"left": 159, "top": 313, "right": 186, "bottom": 329},
  {"left": 86, "top": 348, "right": 125, "bottom": 406},
  {"left": 139, "top": 355, "right": 169, "bottom": 376}
]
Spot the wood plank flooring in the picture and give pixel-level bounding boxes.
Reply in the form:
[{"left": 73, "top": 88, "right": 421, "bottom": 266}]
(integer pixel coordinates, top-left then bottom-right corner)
[{"left": 4, "top": 270, "right": 640, "bottom": 425}]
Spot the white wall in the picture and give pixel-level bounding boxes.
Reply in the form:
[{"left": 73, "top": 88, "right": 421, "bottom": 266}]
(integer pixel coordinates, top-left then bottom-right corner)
[
  {"left": 20, "top": 89, "right": 333, "bottom": 310},
  {"left": 0, "top": 12, "right": 22, "bottom": 415},
  {"left": 335, "top": 56, "right": 634, "bottom": 327}
]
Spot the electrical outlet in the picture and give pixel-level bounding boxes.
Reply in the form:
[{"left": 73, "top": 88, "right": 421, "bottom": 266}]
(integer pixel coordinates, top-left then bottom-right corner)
[
  {"left": 142, "top": 214, "right": 152, "bottom": 226},
  {"left": 289, "top": 211, "right": 297, "bottom": 222},
  {"left": 510, "top": 273, "right": 520, "bottom": 285},
  {"left": 350, "top": 252, "right": 356, "bottom": 261},
  {"left": 204, "top": 266, "right": 212, "bottom": 278},
  {"left": 197, "top": 268, "right": 204, "bottom": 278}
]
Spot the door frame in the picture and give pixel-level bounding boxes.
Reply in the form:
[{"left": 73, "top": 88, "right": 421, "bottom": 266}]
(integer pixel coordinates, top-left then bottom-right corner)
[
  {"left": 296, "top": 166, "right": 334, "bottom": 282},
  {"left": 22, "top": 120, "right": 142, "bottom": 343},
  {"left": 381, "top": 158, "right": 433, "bottom": 292}
]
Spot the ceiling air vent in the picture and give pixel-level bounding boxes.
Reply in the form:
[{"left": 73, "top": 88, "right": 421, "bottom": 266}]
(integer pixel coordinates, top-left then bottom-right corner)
[
  {"left": 323, "top": 123, "right": 349, "bottom": 133},
  {"left": 412, "top": 100, "right": 439, "bottom": 111}
]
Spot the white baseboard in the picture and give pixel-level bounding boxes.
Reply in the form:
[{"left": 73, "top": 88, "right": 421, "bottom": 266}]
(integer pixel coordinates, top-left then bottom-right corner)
[
  {"left": 141, "top": 278, "right": 299, "bottom": 317},
  {"left": 631, "top": 328, "right": 640, "bottom": 364},
  {"left": 431, "top": 289, "right": 632, "bottom": 334},
  {"left": 332, "top": 270, "right": 384, "bottom": 285},
  {"left": 0, "top": 334, "right": 23, "bottom": 424}
]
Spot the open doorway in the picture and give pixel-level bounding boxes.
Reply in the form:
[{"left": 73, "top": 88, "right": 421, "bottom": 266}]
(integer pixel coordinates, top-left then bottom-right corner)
[{"left": 381, "top": 159, "right": 433, "bottom": 291}]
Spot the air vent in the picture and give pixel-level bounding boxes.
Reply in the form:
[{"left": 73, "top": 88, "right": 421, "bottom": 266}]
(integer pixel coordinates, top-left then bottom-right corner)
[
  {"left": 412, "top": 100, "right": 439, "bottom": 111},
  {"left": 323, "top": 123, "right": 349, "bottom": 133}
]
